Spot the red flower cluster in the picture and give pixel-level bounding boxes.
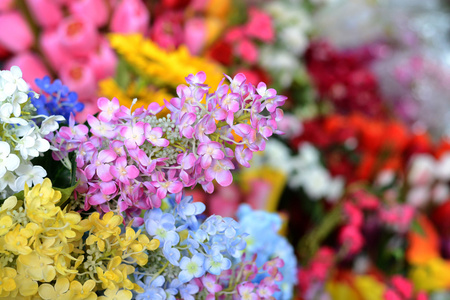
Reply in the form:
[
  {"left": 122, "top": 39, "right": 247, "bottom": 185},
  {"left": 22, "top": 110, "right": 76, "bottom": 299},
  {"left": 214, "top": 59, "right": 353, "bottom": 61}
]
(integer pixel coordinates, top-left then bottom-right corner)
[
  {"left": 292, "top": 113, "right": 431, "bottom": 183},
  {"left": 305, "top": 41, "right": 386, "bottom": 117}
]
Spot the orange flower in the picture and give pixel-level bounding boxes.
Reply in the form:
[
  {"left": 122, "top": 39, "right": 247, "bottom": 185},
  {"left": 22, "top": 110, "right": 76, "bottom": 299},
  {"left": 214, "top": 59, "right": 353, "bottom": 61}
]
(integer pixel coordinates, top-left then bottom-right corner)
[{"left": 406, "top": 214, "right": 440, "bottom": 265}]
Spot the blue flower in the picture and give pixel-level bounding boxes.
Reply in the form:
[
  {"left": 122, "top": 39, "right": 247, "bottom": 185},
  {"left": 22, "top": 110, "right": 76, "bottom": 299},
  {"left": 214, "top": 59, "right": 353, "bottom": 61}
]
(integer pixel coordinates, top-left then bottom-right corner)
[
  {"left": 145, "top": 209, "right": 179, "bottom": 246},
  {"left": 178, "top": 253, "right": 206, "bottom": 283},
  {"left": 177, "top": 282, "right": 199, "bottom": 300},
  {"left": 163, "top": 242, "right": 181, "bottom": 266},
  {"left": 136, "top": 275, "right": 166, "bottom": 300},
  {"left": 205, "top": 253, "right": 231, "bottom": 275},
  {"left": 32, "top": 75, "right": 84, "bottom": 121}
]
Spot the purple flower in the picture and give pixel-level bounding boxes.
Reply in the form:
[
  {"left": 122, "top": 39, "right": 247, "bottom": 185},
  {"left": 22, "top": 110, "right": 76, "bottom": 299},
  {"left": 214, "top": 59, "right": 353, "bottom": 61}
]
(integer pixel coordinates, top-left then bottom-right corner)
[{"left": 110, "top": 156, "right": 139, "bottom": 184}]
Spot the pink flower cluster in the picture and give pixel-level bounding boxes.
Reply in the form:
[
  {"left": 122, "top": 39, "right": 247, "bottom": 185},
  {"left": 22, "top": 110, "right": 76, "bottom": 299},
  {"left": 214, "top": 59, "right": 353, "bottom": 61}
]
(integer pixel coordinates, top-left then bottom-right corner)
[
  {"left": 196, "top": 255, "right": 284, "bottom": 299},
  {"left": 0, "top": 0, "right": 150, "bottom": 117},
  {"left": 51, "top": 72, "right": 285, "bottom": 223},
  {"left": 384, "top": 275, "right": 428, "bottom": 300},
  {"left": 338, "top": 190, "right": 416, "bottom": 256}
]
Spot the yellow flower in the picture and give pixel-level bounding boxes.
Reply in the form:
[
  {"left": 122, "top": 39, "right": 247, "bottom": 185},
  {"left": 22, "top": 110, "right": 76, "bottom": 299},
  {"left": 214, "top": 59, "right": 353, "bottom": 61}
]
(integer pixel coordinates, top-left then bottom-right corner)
[
  {"left": 4, "top": 225, "right": 32, "bottom": 255},
  {"left": 38, "top": 277, "right": 70, "bottom": 300},
  {"left": 108, "top": 33, "right": 224, "bottom": 89},
  {"left": 97, "top": 256, "right": 123, "bottom": 290},
  {"left": 98, "top": 287, "right": 132, "bottom": 300},
  {"left": 409, "top": 257, "right": 450, "bottom": 292},
  {"left": 69, "top": 280, "right": 97, "bottom": 300},
  {"left": 14, "top": 263, "right": 38, "bottom": 297},
  {"left": 0, "top": 267, "right": 17, "bottom": 297},
  {"left": 0, "top": 195, "right": 18, "bottom": 213},
  {"left": 0, "top": 215, "right": 13, "bottom": 236},
  {"left": 18, "top": 252, "right": 56, "bottom": 282}
]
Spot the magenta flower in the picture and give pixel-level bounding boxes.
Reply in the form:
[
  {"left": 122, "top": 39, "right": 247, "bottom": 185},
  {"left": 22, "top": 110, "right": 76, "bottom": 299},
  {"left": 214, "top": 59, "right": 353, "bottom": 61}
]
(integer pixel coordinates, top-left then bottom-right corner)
[
  {"left": 110, "top": 156, "right": 139, "bottom": 185},
  {"left": 87, "top": 115, "right": 117, "bottom": 139},
  {"left": 237, "top": 282, "right": 258, "bottom": 300},
  {"left": 205, "top": 159, "right": 235, "bottom": 187},
  {"left": 144, "top": 124, "right": 170, "bottom": 147},
  {"left": 235, "top": 145, "right": 253, "bottom": 168},
  {"left": 85, "top": 149, "right": 117, "bottom": 181},
  {"left": 120, "top": 122, "right": 145, "bottom": 149},
  {"left": 179, "top": 112, "right": 196, "bottom": 139},
  {"left": 97, "top": 97, "right": 120, "bottom": 122},
  {"left": 195, "top": 115, "right": 216, "bottom": 142},
  {"left": 202, "top": 274, "right": 222, "bottom": 295},
  {"left": 197, "top": 141, "right": 224, "bottom": 169}
]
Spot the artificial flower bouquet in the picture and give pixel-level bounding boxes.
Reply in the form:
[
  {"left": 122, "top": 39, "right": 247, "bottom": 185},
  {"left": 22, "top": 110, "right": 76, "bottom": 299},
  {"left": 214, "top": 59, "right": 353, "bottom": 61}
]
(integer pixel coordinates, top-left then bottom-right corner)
[{"left": 0, "top": 65, "right": 296, "bottom": 299}]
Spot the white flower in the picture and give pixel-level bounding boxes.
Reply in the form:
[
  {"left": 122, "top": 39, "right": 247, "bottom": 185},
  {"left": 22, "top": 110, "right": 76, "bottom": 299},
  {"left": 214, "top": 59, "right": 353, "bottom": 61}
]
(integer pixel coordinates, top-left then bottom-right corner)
[
  {"left": 15, "top": 133, "right": 50, "bottom": 160},
  {"left": 408, "top": 154, "right": 435, "bottom": 185},
  {"left": 0, "top": 103, "right": 28, "bottom": 125},
  {"left": 435, "top": 153, "right": 450, "bottom": 181},
  {"left": 0, "top": 171, "right": 17, "bottom": 192},
  {"left": 14, "top": 164, "right": 46, "bottom": 189},
  {"left": 0, "top": 141, "right": 20, "bottom": 177},
  {"left": 40, "top": 115, "right": 65, "bottom": 136},
  {"left": 327, "top": 176, "right": 344, "bottom": 202},
  {"left": 9, "top": 91, "right": 28, "bottom": 117},
  {"left": 1, "top": 66, "right": 29, "bottom": 93}
]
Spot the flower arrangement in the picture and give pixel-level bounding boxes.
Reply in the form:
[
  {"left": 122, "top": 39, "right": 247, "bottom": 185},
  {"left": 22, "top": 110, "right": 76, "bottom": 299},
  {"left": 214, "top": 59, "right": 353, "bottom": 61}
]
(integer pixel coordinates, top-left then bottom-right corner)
[{"left": 0, "top": 65, "right": 290, "bottom": 299}]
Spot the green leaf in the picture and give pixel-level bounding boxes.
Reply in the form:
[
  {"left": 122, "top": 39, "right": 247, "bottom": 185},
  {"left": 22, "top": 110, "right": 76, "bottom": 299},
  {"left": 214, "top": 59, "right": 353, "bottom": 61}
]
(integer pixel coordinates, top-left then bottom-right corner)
[
  {"left": 411, "top": 218, "right": 426, "bottom": 237},
  {"left": 55, "top": 181, "right": 79, "bottom": 207}
]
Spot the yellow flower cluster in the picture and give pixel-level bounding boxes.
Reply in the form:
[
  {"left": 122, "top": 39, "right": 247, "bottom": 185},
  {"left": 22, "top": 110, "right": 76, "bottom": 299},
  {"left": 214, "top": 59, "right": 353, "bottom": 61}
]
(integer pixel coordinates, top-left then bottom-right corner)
[
  {"left": 0, "top": 179, "right": 160, "bottom": 299},
  {"left": 98, "top": 78, "right": 172, "bottom": 115},
  {"left": 108, "top": 33, "right": 225, "bottom": 89}
]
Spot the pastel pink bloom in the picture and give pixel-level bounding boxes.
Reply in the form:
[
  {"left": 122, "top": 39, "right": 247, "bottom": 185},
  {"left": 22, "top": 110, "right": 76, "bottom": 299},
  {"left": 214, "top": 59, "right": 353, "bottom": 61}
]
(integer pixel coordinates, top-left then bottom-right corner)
[
  {"left": 201, "top": 274, "right": 222, "bottom": 294},
  {"left": 87, "top": 115, "right": 117, "bottom": 139},
  {"left": 110, "top": 156, "right": 139, "bottom": 184},
  {"left": 209, "top": 195, "right": 239, "bottom": 218},
  {"left": 245, "top": 8, "right": 274, "bottom": 43},
  {"left": 197, "top": 141, "right": 224, "bottom": 169},
  {"left": 150, "top": 12, "right": 182, "bottom": 49},
  {"left": 0, "top": 12, "right": 34, "bottom": 53},
  {"left": 338, "top": 225, "right": 363, "bottom": 255},
  {"left": 390, "top": 275, "right": 413, "bottom": 299},
  {"left": 144, "top": 124, "right": 170, "bottom": 147},
  {"left": 120, "top": 122, "right": 145, "bottom": 149},
  {"left": 60, "top": 62, "right": 97, "bottom": 99},
  {"left": 40, "top": 29, "right": 71, "bottom": 71},
  {"left": 88, "top": 38, "right": 117, "bottom": 80},
  {"left": 97, "top": 97, "right": 120, "bottom": 122},
  {"left": 85, "top": 149, "right": 117, "bottom": 181},
  {"left": 152, "top": 173, "right": 183, "bottom": 199},
  {"left": 5, "top": 52, "right": 50, "bottom": 91},
  {"left": 57, "top": 16, "right": 98, "bottom": 57},
  {"left": 110, "top": 0, "right": 150, "bottom": 34},
  {"left": 179, "top": 113, "right": 196, "bottom": 139},
  {"left": 205, "top": 159, "right": 234, "bottom": 187},
  {"left": 26, "top": 0, "right": 63, "bottom": 28},
  {"left": 235, "top": 145, "right": 253, "bottom": 168},
  {"left": 184, "top": 18, "right": 207, "bottom": 55},
  {"left": 236, "top": 38, "right": 258, "bottom": 64},
  {"left": 195, "top": 116, "right": 216, "bottom": 142},
  {"left": 0, "top": 0, "right": 13, "bottom": 12},
  {"left": 384, "top": 289, "right": 402, "bottom": 300},
  {"left": 237, "top": 282, "right": 257, "bottom": 300},
  {"left": 69, "top": 0, "right": 109, "bottom": 27}
]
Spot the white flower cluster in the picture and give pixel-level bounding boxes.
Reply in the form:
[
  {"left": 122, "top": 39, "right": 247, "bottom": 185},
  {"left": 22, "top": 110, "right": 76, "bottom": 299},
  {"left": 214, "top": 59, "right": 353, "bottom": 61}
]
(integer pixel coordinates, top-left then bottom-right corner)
[
  {"left": 405, "top": 153, "right": 450, "bottom": 207},
  {"left": 259, "top": 0, "right": 312, "bottom": 88},
  {"left": 0, "top": 66, "right": 64, "bottom": 198},
  {"left": 252, "top": 139, "right": 344, "bottom": 202}
]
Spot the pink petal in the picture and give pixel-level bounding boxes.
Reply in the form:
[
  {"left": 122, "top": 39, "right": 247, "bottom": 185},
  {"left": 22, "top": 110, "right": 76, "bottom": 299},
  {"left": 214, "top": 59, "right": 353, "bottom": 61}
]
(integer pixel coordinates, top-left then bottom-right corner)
[
  {"left": 126, "top": 165, "right": 139, "bottom": 179},
  {"left": 97, "top": 164, "right": 113, "bottom": 181}
]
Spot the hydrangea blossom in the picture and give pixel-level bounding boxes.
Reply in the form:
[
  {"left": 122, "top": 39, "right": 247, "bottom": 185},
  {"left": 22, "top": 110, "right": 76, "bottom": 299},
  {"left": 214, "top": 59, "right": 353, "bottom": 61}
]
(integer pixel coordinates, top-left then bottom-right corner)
[
  {"left": 52, "top": 71, "right": 286, "bottom": 222},
  {"left": 237, "top": 204, "right": 298, "bottom": 300},
  {"left": 134, "top": 195, "right": 284, "bottom": 299},
  {"left": 0, "top": 66, "right": 64, "bottom": 198}
]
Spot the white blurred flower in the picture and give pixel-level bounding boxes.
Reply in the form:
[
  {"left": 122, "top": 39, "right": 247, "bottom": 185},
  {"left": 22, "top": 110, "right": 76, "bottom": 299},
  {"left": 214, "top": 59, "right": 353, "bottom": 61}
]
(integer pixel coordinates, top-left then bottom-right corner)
[
  {"left": 408, "top": 154, "right": 435, "bottom": 186},
  {"left": 435, "top": 153, "right": 450, "bottom": 181},
  {"left": 0, "top": 171, "right": 17, "bottom": 192}
]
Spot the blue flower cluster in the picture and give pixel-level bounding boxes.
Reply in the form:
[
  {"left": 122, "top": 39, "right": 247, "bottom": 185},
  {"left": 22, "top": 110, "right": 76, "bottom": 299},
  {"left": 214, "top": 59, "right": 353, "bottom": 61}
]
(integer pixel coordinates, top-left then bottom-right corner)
[
  {"left": 31, "top": 76, "right": 84, "bottom": 120},
  {"left": 135, "top": 195, "right": 248, "bottom": 300},
  {"left": 237, "top": 204, "right": 298, "bottom": 300}
]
